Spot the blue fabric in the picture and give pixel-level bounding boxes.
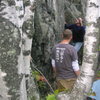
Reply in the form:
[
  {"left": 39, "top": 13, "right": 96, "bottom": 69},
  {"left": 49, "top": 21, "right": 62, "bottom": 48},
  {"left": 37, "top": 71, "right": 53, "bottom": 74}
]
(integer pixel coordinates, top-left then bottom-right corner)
[
  {"left": 65, "top": 24, "right": 85, "bottom": 42},
  {"left": 89, "top": 80, "right": 100, "bottom": 100},
  {"left": 72, "top": 42, "right": 83, "bottom": 52}
]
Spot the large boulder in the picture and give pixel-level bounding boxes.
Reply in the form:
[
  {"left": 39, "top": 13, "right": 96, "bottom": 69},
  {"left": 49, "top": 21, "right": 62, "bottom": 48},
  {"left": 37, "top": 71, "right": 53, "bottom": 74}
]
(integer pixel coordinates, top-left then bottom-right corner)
[{"left": 31, "top": 0, "right": 65, "bottom": 68}]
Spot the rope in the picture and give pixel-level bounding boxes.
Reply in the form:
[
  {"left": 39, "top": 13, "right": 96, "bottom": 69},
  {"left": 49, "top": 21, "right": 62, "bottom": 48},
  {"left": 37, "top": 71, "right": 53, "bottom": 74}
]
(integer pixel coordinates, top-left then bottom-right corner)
[{"left": 30, "top": 59, "right": 54, "bottom": 93}]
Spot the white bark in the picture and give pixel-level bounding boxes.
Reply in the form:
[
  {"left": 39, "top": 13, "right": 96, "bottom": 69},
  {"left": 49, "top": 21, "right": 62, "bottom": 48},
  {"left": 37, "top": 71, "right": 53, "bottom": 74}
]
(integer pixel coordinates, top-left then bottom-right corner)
[
  {"left": 15, "top": 0, "right": 33, "bottom": 75},
  {"left": 57, "top": 0, "right": 100, "bottom": 100},
  {"left": 14, "top": 0, "right": 36, "bottom": 99},
  {"left": 0, "top": 0, "right": 39, "bottom": 100}
]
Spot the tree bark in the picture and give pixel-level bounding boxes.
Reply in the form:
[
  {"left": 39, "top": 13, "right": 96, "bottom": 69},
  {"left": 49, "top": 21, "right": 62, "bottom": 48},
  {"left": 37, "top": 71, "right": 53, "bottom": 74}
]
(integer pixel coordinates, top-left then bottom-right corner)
[
  {"left": 0, "top": 0, "right": 39, "bottom": 100},
  {"left": 57, "top": 0, "right": 100, "bottom": 100}
]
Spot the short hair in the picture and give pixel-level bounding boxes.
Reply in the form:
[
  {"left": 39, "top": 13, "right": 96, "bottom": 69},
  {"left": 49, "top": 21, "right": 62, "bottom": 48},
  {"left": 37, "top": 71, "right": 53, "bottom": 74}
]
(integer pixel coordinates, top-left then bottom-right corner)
[{"left": 63, "top": 29, "right": 72, "bottom": 39}]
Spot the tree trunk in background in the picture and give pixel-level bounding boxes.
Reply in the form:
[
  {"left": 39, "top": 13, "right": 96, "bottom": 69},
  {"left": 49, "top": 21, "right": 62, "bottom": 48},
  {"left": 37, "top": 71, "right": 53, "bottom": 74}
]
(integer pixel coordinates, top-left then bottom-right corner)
[
  {"left": 57, "top": 0, "right": 100, "bottom": 100},
  {"left": 0, "top": 0, "right": 39, "bottom": 100}
]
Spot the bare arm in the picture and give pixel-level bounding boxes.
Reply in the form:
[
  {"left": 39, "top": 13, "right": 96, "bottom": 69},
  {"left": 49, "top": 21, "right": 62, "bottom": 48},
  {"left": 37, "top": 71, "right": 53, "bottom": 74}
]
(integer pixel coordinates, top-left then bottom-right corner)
[{"left": 74, "top": 70, "right": 80, "bottom": 76}]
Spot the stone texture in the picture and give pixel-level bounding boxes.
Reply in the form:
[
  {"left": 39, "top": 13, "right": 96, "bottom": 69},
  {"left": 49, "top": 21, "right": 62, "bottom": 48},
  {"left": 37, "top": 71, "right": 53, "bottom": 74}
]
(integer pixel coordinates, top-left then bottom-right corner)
[
  {"left": 64, "top": 0, "right": 81, "bottom": 23},
  {"left": 31, "top": 0, "right": 65, "bottom": 70}
]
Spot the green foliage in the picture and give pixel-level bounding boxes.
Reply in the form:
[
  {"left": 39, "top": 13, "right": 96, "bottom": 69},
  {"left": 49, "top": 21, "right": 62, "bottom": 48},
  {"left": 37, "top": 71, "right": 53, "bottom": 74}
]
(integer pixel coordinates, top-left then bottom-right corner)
[
  {"left": 32, "top": 70, "right": 68, "bottom": 100},
  {"left": 32, "top": 70, "right": 69, "bottom": 100},
  {"left": 32, "top": 71, "right": 40, "bottom": 80},
  {"left": 46, "top": 94, "right": 56, "bottom": 100},
  {"left": 32, "top": 71, "right": 40, "bottom": 76},
  {"left": 32, "top": 70, "right": 48, "bottom": 99},
  {"left": 54, "top": 89, "right": 59, "bottom": 94},
  {"left": 96, "top": 70, "right": 100, "bottom": 78},
  {"left": 46, "top": 89, "right": 67, "bottom": 100},
  {"left": 32, "top": 71, "right": 46, "bottom": 86},
  {"left": 46, "top": 90, "right": 59, "bottom": 100},
  {"left": 87, "top": 89, "right": 96, "bottom": 96},
  {"left": 38, "top": 81, "right": 46, "bottom": 88}
]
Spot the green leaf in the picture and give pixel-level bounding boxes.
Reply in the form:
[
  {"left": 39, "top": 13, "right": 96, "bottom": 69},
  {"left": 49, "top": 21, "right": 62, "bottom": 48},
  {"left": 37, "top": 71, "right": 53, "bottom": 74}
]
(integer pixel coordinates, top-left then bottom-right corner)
[
  {"left": 54, "top": 90, "right": 59, "bottom": 94},
  {"left": 87, "top": 89, "right": 96, "bottom": 96},
  {"left": 36, "top": 75, "right": 40, "bottom": 80},
  {"left": 91, "top": 92, "right": 96, "bottom": 96},
  {"left": 46, "top": 94, "right": 56, "bottom": 100},
  {"left": 32, "top": 71, "right": 40, "bottom": 75}
]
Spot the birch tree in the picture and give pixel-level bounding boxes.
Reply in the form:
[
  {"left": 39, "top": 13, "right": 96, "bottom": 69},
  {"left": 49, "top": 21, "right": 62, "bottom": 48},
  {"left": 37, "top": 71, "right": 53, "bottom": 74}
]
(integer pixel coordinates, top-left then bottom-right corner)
[
  {"left": 0, "top": 0, "right": 39, "bottom": 100},
  {"left": 57, "top": 0, "right": 100, "bottom": 100}
]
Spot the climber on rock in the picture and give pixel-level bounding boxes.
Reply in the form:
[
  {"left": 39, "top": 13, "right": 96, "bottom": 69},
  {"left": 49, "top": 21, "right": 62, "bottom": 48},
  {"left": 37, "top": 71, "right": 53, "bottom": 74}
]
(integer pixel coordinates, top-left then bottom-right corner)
[{"left": 65, "top": 18, "right": 85, "bottom": 52}]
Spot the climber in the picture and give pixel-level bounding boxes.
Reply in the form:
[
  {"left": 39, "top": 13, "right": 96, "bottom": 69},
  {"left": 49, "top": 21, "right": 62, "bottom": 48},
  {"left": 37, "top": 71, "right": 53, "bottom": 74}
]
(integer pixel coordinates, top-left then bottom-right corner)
[
  {"left": 65, "top": 18, "right": 85, "bottom": 52},
  {"left": 51, "top": 29, "right": 80, "bottom": 91}
]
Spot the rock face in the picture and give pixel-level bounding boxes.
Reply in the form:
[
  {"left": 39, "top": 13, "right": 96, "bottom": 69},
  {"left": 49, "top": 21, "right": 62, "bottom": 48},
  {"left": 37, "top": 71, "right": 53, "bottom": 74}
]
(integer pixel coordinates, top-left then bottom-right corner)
[
  {"left": 0, "top": 0, "right": 88, "bottom": 100},
  {"left": 64, "top": 0, "right": 82, "bottom": 23},
  {"left": 31, "top": 0, "right": 65, "bottom": 74},
  {"left": 31, "top": 0, "right": 84, "bottom": 73}
]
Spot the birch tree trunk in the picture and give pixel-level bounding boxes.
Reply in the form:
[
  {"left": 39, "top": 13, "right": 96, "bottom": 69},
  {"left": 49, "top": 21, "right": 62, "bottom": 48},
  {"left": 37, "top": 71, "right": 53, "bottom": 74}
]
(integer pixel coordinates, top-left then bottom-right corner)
[
  {"left": 57, "top": 0, "right": 100, "bottom": 100},
  {"left": 0, "top": 0, "right": 39, "bottom": 100}
]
